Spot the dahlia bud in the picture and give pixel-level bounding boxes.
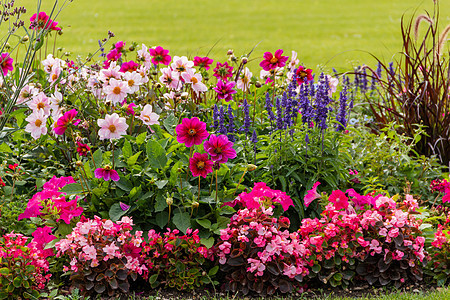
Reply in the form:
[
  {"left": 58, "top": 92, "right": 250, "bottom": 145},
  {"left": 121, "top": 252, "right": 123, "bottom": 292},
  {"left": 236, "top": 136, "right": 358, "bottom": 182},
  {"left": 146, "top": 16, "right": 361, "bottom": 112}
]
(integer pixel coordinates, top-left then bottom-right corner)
[
  {"left": 180, "top": 92, "right": 189, "bottom": 100},
  {"left": 241, "top": 57, "right": 248, "bottom": 64},
  {"left": 255, "top": 81, "right": 262, "bottom": 88},
  {"left": 247, "top": 164, "right": 257, "bottom": 171},
  {"left": 227, "top": 49, "right": 234, "bottom": 56},
  {"left": 166, "top": 197, "right": 173, "bottom": 206},
  {"left": 75, "top": 161, "right": 83, "bottom": 167},
  {"left": 192, "top": 201, "right": 199, "bottom": 209}
]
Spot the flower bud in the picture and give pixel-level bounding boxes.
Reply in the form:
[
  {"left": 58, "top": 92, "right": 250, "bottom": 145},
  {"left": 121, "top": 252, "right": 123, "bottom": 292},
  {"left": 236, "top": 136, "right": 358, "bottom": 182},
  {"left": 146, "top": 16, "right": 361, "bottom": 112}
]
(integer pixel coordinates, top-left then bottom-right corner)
[
  {"left": 180, "top": 92, "right": 189, "bottom": 100},
  {"left": 155, "top": 82, "right": 162, "bottom": 89},
  {"left": 21, "top": 35, "right": 29, "bottom": 42},
  {"left": 255, "top": 81, "right": 262, "bottom": 88},
  {"left": 247, "top": 164, "right": 257, "bottom": 171},
  {"left": 75, "top": 161, "right": 83, "bottom": 167},
  {"left": 152, "top": 70, "right": 158, "bottom": 76},
  {"left": 192, "top": 201, "right": 199, "bottom": 209},
  {"left": 166, "top": 197, "right": 173, "bottom": 206},
  {"left": 227, "top": 49, "right": 234, "bottom": 56},
  {"left": 241, "top": 57, "right": 248, "bottom": 64}
]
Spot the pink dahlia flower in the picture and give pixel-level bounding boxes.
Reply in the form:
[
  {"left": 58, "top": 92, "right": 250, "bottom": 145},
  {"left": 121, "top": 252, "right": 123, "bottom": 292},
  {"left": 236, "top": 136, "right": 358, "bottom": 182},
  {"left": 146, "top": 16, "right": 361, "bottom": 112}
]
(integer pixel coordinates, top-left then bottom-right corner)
[
  {"left": 259, "top": 49, "right": 289, "bottom": 71},
  {"left": 54, "top": 109, "right": 80, "bottom": 135},
  {"left": 203, "top": 134, "right": 236, "bottom": 163},
  {"left": 97, "top": 113, "right": 128, "bottom": 140},
  {"left": 149, "top": 46, "right": 171, "bottom": 65},
  {"left": 95, "top": 166, "right": 120, "bottom": 181},
  {"left": 0, "top": 53, "right": 13, "bottom": 76},
  {"left": 176, "top": 117, "right": 209, "bottom": 147},
  {"left": 189, "top": 152, "right": 213, "bottom": 178}
]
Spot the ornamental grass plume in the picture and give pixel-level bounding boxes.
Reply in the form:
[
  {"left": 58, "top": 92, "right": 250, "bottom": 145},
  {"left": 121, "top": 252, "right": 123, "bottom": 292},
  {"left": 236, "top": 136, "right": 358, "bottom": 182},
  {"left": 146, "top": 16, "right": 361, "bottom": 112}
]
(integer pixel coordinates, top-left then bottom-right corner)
[{"left": 176, "top": 117, "right": 209, "bottom": 147}]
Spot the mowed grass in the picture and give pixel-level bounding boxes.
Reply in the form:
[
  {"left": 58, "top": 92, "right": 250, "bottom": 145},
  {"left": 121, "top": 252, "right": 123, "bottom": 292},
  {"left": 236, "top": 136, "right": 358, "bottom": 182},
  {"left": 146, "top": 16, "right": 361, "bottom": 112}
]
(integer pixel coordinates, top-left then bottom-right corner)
[{"left": 9, "top": 0, "right": 450, "bottom": 71}]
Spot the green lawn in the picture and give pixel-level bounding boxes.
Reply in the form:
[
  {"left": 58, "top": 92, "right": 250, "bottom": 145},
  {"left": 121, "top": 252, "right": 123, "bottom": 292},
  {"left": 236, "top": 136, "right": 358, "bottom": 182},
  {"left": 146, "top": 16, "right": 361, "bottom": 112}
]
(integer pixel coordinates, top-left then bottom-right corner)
[{"left": 9, "top": 0, "right": 450, "bottom": 71}]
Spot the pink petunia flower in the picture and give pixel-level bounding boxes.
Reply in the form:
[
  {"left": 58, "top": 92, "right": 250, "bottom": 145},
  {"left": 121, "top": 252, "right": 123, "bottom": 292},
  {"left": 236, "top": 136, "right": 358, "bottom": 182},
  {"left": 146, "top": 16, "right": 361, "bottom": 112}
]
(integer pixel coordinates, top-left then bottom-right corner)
[
  {"left": 95, "top": 166, "right": 120, "bottom": 181},
  {"left": 149, "top": 46, "right": 171, "bottom": 65},
  {"left": 97, "top": 113, "right": 128, "bottom": 140},
  {"left": 304, "top": 182, "right": 321, "bottom": 207},
  {"left": 0, "top": 52, "right": 13, "bottom": 76},
  {"left": 189, "top": 152, "right": 213, "bottom": 178},
  {"left": 259, "top": 49, "right": 289, "bottom": 71},
  {"left": 328, "top": 190, "right": 349, "bottom": 210},
  {"left": 176, "top": 117, "right": 209, "bottom": 147},
  {"left": 203, "top": 134, "right": 236, "bottom": 163}
]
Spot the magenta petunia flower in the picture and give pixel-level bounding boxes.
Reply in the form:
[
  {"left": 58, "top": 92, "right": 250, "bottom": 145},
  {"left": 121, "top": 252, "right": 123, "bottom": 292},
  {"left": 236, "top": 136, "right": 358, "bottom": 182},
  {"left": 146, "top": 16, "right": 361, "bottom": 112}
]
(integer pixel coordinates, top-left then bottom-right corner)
[
  {"left": 193, "top": 56, "right": 214, "bottom": 70},
  {"left": 176, "top": 117, "right": 209, "bottom": 147},
  {"left": 95, "top": 166, "right": 120, "bottom": 182},
  {"left": 0, "top": 53, "right": 13, "bottom": 76},
  {"left": 213, "top": 80, "right": 237, "bottom": 102},
  {"left": 304, "top": 181, "right": 321, "bottom": 208},
  {"left": 328, "top": 190, "right": 349, "bottom": 210},
  {"left": 259, "top": 49, "right": 289, "bottom": 71},
  {"left": 296, "top": 66, "right": 314, "bottom": 85},
  {"left": 189, "top": 152, "right": 213, "bottom": 178},
  {"left": 149, "top": 46, "right": 171, "bottom": 65},
  {"left": 53, "top": 109, "right": 81, "bottom": 135},
  {"left": 203, "top": 134, "right": 236, "bottom": 163},
  {"left": 213, "top": 62, "right": 233, "bottom": 81}
]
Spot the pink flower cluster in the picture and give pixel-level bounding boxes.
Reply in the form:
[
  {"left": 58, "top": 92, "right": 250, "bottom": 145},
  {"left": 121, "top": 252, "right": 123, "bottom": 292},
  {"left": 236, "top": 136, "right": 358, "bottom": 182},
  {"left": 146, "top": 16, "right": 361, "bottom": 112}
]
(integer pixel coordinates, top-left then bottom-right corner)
[
  {"left": 430, "top": 178, "right": 450, "bottom": 203},
  {"left": 0, "top": 232, "right": 51, "bottom": 290},
  {"left": 18, "top": 176, "right": 83, "bottom": 224},
  {"left": 224, "top": 182, "right": 294, "bottom": 211},
  {"left": 55, "top": 216, "right": 147, "bottom": 275},
  {"left": 217, "top": 206, "right": 309, "bottom": 279}
]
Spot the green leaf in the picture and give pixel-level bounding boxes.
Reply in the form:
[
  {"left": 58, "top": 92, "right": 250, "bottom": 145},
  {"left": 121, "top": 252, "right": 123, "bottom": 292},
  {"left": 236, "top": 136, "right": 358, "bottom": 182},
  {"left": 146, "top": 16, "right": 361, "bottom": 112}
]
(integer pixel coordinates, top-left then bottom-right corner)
[
  {"left": 196, "top": 219, "right": 211, "bottom": 229},
  {"left": 312, "top": 264, "right": 321, "bottom": 273},
  {"left": 201, "top": 237, "right": 215, "bottom": 249},
  {"left": 155, "top": 180, "right": 168, "bottom": 189},
  {"left": 155, "top": 212, "right": 168, "bottom": 229},
  {"left": 92, "top": 149, "right": 103, "bottom": 169},
  {"left": 208, "top": 265, "right": 219, "bottom": 277},
  {"left": 13, "top": 276, "right": 21, "bottom": 288},
  {"left": 136, "top": 132, "right": 147, "bottom": 145},
  {"left": 146, "top": 140, "right": 168, "bottom": 170},
  {"left": 115, "top": 176, "right": 133, "bottom": 192},
  {"left": 149, "top": 274, "right": 158, "bottom": 284},
  {"left": 0, "top": 268, "right": 9, "bottom": 275},
  {"left": 173, "top": 211, "right": 191, "bottom": 234},
  {"left": 127, "top": 151, "right": 141, "bottom": 166},
  {"left": 109, "top": 203, "right": 129, "bottom": 222},
  {"left": 0, "top": 143, "right": 12, "bottom": 153},
  {"left": 59, "top": 183, "right": 84, "bottom": 195},
  {"left": 122, "top": 140, "right": 132, "bottom": 159},
  {"left": 163, "top": 113, "right": 177, "bottom": 135},
  {"left": 154, "top": 193, "right": 168, "bottom": 212}
]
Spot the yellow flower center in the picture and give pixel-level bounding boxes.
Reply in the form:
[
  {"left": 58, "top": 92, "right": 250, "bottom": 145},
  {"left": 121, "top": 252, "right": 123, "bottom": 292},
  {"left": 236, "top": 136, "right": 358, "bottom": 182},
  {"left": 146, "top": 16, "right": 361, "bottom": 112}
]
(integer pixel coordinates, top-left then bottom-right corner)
[
  {"left": 109, "top": 124, "right": 116, "bottom": 133},
  {"left": 37, "top": 103, "right": 45, "bottom": 109},
  {"left": 35, "top": 119, "right": 42, "bottom": 127},
  {"left": 128, "top": 80, "right": 135, "bottom": 87},
  {"left": 196, "top": 161, "right": 205, "bottom": 169},
  {"left": 112, "top": 87, "right": 121, "bottom": 95},
  {"left": 270, "top": 57, "right": 278, "bottom": 64},
  {"left": 188, "top": 129, "right": 197, "bottom": 136},
  {"left": 191, "top": 76, "right": 198, "bottom": 84},
  {"left": 52, "top": 74, "right": 58, "bottom": 81}
]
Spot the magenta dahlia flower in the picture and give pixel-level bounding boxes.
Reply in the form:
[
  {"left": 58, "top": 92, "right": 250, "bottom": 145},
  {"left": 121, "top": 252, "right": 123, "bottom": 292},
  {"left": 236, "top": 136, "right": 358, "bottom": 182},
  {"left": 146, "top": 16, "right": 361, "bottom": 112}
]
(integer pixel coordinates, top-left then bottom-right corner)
[
  {"left": 53, "top": 109, "right": 81, "bottom": 135},
  {"left": 149, "top": 46, "right": 171, "bottom": 65},
  {"left": 259, "top": 49, "right": 289, "bottom": 71},
  {"left": 95, "top": 166, "right": 120, "bottom": 182},
  {"left": 120, "top": 60, "right": 140, "bottom": 73},
  {"left": 0, "top": 53, "right": 13, "bottom": 76},
  {"left": 189, "top": 152, "right": 213, "bottom": 178},
  {"left": 296, "top": 66, "right": 313, "bottom": 85},
  {"left": 213, "top": 80, "right": 237, "bottom": 102},
  {"left": 203, "top": 134, "right": 236, "bottom": 163},
  {"left": 30, "top": 12, "right": 61, "bottom": 31},
  {"left": 176, "top": 117, "right": 209, "bottom": 147},
  {"left": 213, "top": 62, "right": 233, "bottom": 81},
  {"left": 193, "top": 56, "right": 214, "bottom": 70},
  {"left": 328, "top": 190, "right": 349, "bottom": 210}
]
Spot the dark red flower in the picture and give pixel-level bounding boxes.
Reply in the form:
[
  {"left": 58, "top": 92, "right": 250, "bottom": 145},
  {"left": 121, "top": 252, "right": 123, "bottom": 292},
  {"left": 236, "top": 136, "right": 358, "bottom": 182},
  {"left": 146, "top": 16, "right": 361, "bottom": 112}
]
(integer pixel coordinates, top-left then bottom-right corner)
[
  {"left": 189, "top": 153, "right": 213, "bottom": 178},
  {"left": 259, "top": 49, "right": 289, "bottom": 71},
  {"left": 76, "top": 141, "right": 90, "bottom": 157}
]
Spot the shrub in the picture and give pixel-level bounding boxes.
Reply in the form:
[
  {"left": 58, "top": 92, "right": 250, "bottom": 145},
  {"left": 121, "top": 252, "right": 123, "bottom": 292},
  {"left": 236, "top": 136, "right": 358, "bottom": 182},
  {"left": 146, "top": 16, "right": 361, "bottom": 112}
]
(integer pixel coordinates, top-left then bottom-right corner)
[
  {"left": 142, "top": 228, "right": 215, "bottom": 291},
  {"left": 0, "top": 232, "right": 51, "bottom": 299},
  {"left": 55, "top": 216, "right": 145, "bottom": 297}
]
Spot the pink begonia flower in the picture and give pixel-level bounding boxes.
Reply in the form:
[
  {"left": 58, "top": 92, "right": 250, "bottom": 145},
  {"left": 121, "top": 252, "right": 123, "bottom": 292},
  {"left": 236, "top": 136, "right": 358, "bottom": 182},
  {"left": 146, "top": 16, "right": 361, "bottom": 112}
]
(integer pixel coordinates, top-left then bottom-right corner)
[
  {"left": 95, "top": 166, "right": 120, "bottom": 182},
  {"left": 443, "top": 187, "right": 450, "bottom": 203},
  {"left": 82, "top": 245, "right": 97, "bottom": 261},
  {"left": 0, "top": 52, "right": 13, "bottom": 76},
  {"left": 103, "top": 242, "right": 119, "bottom": 257},
  {"left": 54, "top": 109, "right": 81, "bottom": 135},
  {"left": 97, "top": 113, "right": 128, "bottom": 140},
  {"left": 25, "top": 110, "right": 48, "bottom": 139},
  {"left": 149, "top": 46, "right": 171, "bottom": 65},
  {"left": 176, "top": 117, "right": 209, "bottom": 147},
  {"left": 259, "top": 49, "right": 289, "bottom": 71},
  {"left": 103, "top": 78, "right": 130, "bottom": 104},
  {"left": 138, "top": 104, "right": 160, "bottom": 126},
  {"left": 304, "top": 182, "right": 321, "bottom": 207},
  {"left": 203, "top": 134, "right": 236, "bottom": 163},
  {"left": 181, "top": 69, "right": 207, "bottom": 95}
]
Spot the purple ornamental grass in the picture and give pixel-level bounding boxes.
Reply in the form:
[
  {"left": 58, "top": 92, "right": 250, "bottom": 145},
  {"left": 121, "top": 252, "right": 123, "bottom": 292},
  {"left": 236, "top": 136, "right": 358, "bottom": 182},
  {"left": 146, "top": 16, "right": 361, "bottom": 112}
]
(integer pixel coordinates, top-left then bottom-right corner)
[
  {"left": 218, "top": 106, "right": 227, "bottom": 135},
  {"left": 241, "top": 98, "right": 251, "bottom": 134},
  {"left": 336, "top": 86, "right": 348, "bottom": 131},
  {"left": 227, "top": 105, "right": 235, "bottom": 142}
]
